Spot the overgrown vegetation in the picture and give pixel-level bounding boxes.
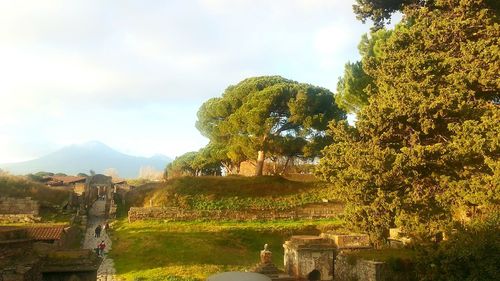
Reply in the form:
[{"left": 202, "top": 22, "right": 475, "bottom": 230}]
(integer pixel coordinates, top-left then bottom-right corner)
[
  {"left": 125, "top": 176, "right": 340, "bottom": 211},
  {"left": 414, "top": 215, "right": 500, "bottom": 281},
  {"left": 0, "top": 174, "right": 70, "bottom": 206}
]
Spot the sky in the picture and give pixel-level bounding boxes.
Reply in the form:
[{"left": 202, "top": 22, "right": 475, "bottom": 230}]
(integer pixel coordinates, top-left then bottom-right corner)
[{"left": 0, "top": 0, "right": 373, "bottom": 163}]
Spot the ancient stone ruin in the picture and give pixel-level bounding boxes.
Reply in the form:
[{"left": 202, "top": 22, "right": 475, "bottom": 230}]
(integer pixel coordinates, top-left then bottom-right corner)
[
  {"left": 280, "top": 232, "right": 416, "bottom": 281},
  {"left": 128, "top": 203, "right": 343, "bottom": 222},
  {"left": 0, "top": 197, "right": 40, "bottom": 223},
  {"left": 283, "top": 236, "right": 336, "bottom": 281},
  {"left": 0, "top": 226, "right": 101, "bottom": 281}
]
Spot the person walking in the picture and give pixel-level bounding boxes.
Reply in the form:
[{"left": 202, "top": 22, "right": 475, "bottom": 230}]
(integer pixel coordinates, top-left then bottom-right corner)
[
  {"left": 94, "top": 225, "right": 102, "bottom": 238},
  {"left": 98, "top": 240, "right": 106, "bottom": 256}
]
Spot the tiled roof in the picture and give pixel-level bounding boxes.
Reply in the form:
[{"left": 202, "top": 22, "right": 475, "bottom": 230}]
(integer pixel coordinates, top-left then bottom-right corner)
[{"left": 26, "top": 226, "right": 66, "bottom": 240}]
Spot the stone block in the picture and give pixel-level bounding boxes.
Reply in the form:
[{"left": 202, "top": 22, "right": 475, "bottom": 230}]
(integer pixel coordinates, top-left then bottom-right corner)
[{"left": 322, "top": 233, "right": 370, "bottom": 249}]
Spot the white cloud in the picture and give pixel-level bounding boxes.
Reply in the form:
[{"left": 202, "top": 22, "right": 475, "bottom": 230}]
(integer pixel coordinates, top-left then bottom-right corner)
[{"left": 0, "top": 0, "right": 373, "bottom": 163}]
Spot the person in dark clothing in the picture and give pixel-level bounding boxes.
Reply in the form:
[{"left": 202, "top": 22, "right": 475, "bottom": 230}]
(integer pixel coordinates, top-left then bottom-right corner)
[{"left": 95, "top": 225, "right": 102, "bottom": 238}]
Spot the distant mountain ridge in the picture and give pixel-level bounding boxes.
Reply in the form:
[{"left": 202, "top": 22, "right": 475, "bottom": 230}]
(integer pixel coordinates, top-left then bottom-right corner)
[{"left": 0, "top": 141, "right": 172, "bottom": 178}]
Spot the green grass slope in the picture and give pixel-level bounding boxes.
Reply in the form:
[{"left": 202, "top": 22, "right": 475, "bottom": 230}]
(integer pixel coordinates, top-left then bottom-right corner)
[
  {"left": 110, "top": 219, "right": 343, "bottom": 281},
  {"left": 125, "top": 176, "right": 339, "bottom": 212}
]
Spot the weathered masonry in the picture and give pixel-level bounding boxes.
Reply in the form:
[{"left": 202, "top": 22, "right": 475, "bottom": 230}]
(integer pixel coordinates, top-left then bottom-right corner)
[
  {"left": 0, "top": 197, "right": 40, "bottom": 223},
  {"left": 282, "top": 232, "right": 415, "bottom": 281},
  {"left": 128, "top": 203, "right": 343, "bottom": 222}
]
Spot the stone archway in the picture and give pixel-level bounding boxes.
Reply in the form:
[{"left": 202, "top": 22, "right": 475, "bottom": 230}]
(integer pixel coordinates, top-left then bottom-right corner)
[{"left": 308, "top": 269, "right": 321, "bottom": 281}]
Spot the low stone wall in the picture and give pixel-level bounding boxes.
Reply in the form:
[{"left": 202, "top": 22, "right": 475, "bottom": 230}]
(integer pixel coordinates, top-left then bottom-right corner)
[
  {"left": 0, "top": 196, "right": 40, "bottom": 215},
  {"left": 0, "top": 214, "right": 41, "bottom": 223},
  {"left": 128, "top": 203, "right": 343, "bottom": 222},
  {"left": 334, "top": 254, "right": 413, "bottom": 281},
  {"left": 335, "top": 254, "right": 385, "bottom": 281}
]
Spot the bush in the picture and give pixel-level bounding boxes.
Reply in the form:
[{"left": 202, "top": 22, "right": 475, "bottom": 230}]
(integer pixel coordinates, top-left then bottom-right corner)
[{"left": 415, "top": 215, "right": 500, "bottom": 281}]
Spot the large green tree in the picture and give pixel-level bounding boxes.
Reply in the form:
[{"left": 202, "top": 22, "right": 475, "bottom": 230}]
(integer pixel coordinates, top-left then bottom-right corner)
[
  {"left": 335, "top": 28, "right": 392, "bottom": 113},
  {"left": 317, "top": 0, "right": 499, "bottom": 243},
  {"left": 197, "top": 76, "right": 346, "bottom": 176}
]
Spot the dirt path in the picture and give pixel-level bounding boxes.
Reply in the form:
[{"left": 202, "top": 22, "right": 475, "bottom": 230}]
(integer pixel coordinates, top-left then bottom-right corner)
[{"left": 83, "top": 199, "right": 116, "bottom": 281}]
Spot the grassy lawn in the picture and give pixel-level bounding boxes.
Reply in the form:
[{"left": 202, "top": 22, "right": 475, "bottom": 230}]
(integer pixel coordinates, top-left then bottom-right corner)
[{"left": 110, "top": 218, "right": 343, "bottom": 281}]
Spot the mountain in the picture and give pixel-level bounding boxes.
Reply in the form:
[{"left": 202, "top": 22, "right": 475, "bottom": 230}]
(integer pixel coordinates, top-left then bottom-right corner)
[{"left": 0, "top": 141, "right": 172, "bottom": 178}]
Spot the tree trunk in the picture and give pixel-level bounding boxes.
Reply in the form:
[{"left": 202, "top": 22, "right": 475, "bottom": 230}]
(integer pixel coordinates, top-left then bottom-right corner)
[
  {"left": 255, "top": 150, "right": 265, "bottom": 176},
  {"left": 280, "top": 157, "right": 291, "bottom": 175}
]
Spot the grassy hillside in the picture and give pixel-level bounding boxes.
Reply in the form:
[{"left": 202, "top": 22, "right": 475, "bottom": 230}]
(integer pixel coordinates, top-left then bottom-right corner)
[
  {"left": 125, "top": 175, "right": 339, "bottom": 211},
  {"left": 111, "top": 219, "right": 343, "bottom": 281},
  {"left": 0, "top": 175, "right": 70, "bottom": 206}
]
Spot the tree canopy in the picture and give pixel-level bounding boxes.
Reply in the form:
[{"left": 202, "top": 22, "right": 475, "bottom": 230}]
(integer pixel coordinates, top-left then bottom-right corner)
[
  {"left": 317, "top": 0, "right": 499, "bottom": 243},
  {"left": 353, "top": 0, "right": 429, "bottom": 29},
  {"left": 335, "top": 28, "right": 392, "bottom": 114},
  {"left": 196, "top": 76, "right": 346, "bottom": 175},
  {"left": 167, "top": 150, "right": 222, "bottom": 177}
]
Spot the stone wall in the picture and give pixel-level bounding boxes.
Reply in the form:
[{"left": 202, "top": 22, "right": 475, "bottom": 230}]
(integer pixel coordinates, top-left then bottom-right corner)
[
  {"left": 321, "top": 233, "right": 371, "bottom": 249},
  {"left": 0, "top": 214, "right": 41, "bottom": 224},
  {"left": 0, "top": 197, "right": 40, "bottom": 223},
  {"left": 128, "top": 203, "right": 343, "bottom": 222},
  {"left": 0, "top": 197, "right": 40, "bottom": 215},
  {"left": 0, "top": 229, "right": 42, "bottom": 281},
  {"left": 335, "top": 254, "right": 385, "bottom": 281},
  {"left": 334, "top": 254, "right": 415, "bottom": 281}
]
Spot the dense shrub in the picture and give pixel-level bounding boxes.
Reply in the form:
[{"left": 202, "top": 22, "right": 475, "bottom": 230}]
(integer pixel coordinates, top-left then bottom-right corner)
[{"left": 415, "top": 215, "right": 500, "bottom": 281}]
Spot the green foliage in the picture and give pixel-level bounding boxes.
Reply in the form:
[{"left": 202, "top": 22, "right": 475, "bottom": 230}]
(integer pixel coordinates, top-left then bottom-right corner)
[
  {"left": 25, "top": 173, "right": 45, "bottom": 183},
  {"left": 317, "top": 0, "right": 500, "bottom": 243},
  {"left": 353, "top": 0, "right": 431, "bottom": 29},
  {"left": 335, "top": 61, "right": 372, "bottom": 113},
  {"left": 196, "top": 76, "right": 346, "bottom": 175},
  {"left": 126, "top": 176, "right": 340, "bottom": 212},
  {"left": 167, "top": 150, "right": 222, "bottom": 177},
  {"left": 415, "top": 215, "right": 500, "bottom": 281},
  {"left": 336, "top": 28, "right": 392, "bottom": 114}
]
